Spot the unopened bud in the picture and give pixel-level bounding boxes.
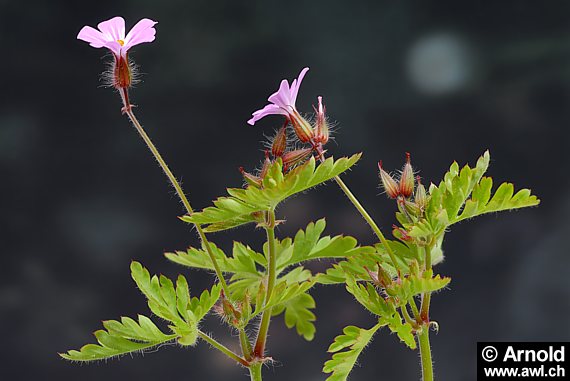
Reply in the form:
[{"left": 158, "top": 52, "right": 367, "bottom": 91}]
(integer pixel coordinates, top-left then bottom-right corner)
[
  {"left": 260, "top": 150, "right": 272, "bottom": 179},
  {"left": 289, "top": 110, "right": 314, "bottom": 143},
  {"left": 415, "top": 176, "right": 427, "bottom": 211},
  {"left": 113, "top": 54, "right": 132, "bottom": 89},
  {"left": 313, "top": 96, "right": 330, "bottom": 145},
  {"left": 239, "top": 167, "right": 262, "bottom": 188},
  {"left": 399, "top": 152, "right": 415, "bottom": 198},
  {"left": 282, "top": 148, "right": 313, "bottom": 170},
  {"left": 378, "top": 161, "right": 400, "bottom": 199},
  {"left": 392, "top": 224, "right": 412, "bottom": 241},
  {"left": 271, "top": 125, "right": 287, "bottom": 157},
  {"left": 403, "top": 199, "right": 421, "bottom": 217}
]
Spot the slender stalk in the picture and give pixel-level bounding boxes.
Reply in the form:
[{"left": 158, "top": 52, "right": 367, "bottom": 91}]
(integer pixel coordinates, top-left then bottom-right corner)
[
  {"left": 409, "top": 297, "right": 422, "bottom": 323},
  {"left": 253, "top": 209, "right": 277, "bottom": 358},
  {"left": 332, "top": 174, "right": 400, "bottom": 270},
  {"left": 197, "top": 330, "right": 249, "bottom": 367},
  {"left": 239, "top": 328, "right": 252, "bottom": 360},
  {"left": 418, "top": 327, "right": 434, "bottom": 381},
  {"left": 119, "top": 89, "right": 230, "bottom": 297},
  {"left": 420, "top": 245, "right": 433, "bottom": 321},
  {"left": 249, "top": 363, "right": 263, "bottom": 381},
  {"left": 401, "top": 305, "right": 415, "bottom": 327},
  {"left": 313, "top": 144, "right": 399, "bottom": 270}
]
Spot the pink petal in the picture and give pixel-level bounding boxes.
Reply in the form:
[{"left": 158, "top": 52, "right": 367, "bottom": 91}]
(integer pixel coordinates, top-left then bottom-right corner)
[
  {"left": 268, "top": 79, "right": 293, "bottom": 108},
  {"left": 124, "top": 18, "right": 158, "bottom": 50},
  {"left": 248, "top": 104, "right": 288, "bottom": 125},
  {"left": 77, "top": 25, "right": 108, "bottom": 48},
  {"left": 290, "top": 67, "right": 309, "bottom": 104},
  {"left": 97, "top": 16, "right": 125, "bottom": 42},
  {"left": 103, "top": 41, "right": 123, "bottom": 57}
]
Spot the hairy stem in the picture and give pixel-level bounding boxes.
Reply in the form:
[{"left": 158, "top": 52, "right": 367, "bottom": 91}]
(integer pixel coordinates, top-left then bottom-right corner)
[
  {"left": 198, "top": 330, "right": 249, "bottom": 367},
  {"left": 420, "top": 245, "right": 433, "bottom": 321},
  {"left": 314, "top": 144, "right": 399, "bottom": 270},
  {"left": 119, "top": 89, "right": 230, "bottom": 297},
  {"left": 249, "top": 363, "right": 263, "bottom": 381},
  {"left": 239, "top": 328, "right": 252, "bottom": 360},
  {"left": 253, "top": 209, "right": 277, "bottom": 358},
  {"left": 332, "top": 174, "right": 400, "bottom": 270},
  {"left": 418, "top": 327, "right": 434, "bottom": 381}
]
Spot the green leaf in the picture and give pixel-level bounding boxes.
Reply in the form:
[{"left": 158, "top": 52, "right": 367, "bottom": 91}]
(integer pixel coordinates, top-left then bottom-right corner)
[
  {"left": 323, "top": 323, "right": 382, "bottom": 381},
  {"left": 60, "top": 315, "right": 176, "bottom": 361},
  {"left": 345, "top": 276, "right": 396, "bottom": 317},
  {"left": 386, "top": 271, "right": 451, "bottom": 301},
  {"left": 130, "top": 262, "right": 219, "bottom": 342},
  {"left": 185, "top": 154, "right": 361, "bottom": 232},
  {"left": 380, "top": 313, "right": 416, "bottom": 349},
  {"left": 276, "top": 219, "right": 369, "bottom": 272},
  {"left": 165, "top": 241, "right": 264, "bottom": 275},
  {"left": 281, "top": 292, "right": 317, "bottom": 341},
  {"left": 408, "top": 151, "right": 539, "bottom": 241}
]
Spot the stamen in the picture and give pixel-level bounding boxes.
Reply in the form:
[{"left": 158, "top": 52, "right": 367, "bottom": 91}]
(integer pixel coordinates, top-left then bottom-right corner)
[{"left": 117, "top": 39, "right": 125, "bottom": 46}]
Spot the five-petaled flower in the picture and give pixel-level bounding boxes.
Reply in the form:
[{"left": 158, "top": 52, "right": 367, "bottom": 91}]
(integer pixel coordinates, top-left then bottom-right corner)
[
  {"left": 77, "top": 17, "right": 157, "bottom": 90},
  {"left": 77, "top": 16, "right": 157, "bottom": 58},
  {"left": 248, "top": 67, "right": 315, "bottom": 143}
]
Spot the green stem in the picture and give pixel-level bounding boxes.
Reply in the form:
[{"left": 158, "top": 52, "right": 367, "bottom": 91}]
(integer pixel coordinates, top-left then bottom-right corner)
[
  {"left": 333, "top": 175, "right": 399, "bottom": 270},
  {"left": 120, "top": 92, "right": 230, "bottom": 297},
  {"left": 313, "top": 145, "right": 398, "bottom": 270},
  {"left": 249, "top": 363, "right": 263, "bottom": 381},
  {"left": 197, "top": 330, "right": 249, "bottom": 367},
  {"left": 420, "top": 245, "right": 433, "bottom": 321},
  {"left": 239, "top": 328, "right": 252, "bottom": 360},
  {"left": 253, "top": 209, "right": 277, "bottom": 358},
  {"left": 409, "top": 297, "right": 422, "bottom": 323},
  {"left": 418, "top": 326, "right": 434, "bottom": 381}
]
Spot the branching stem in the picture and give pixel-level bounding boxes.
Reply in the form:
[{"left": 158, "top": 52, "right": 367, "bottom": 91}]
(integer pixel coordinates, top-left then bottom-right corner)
[{"left": 198, "top": 330, "right": 249, "bottom": 367}]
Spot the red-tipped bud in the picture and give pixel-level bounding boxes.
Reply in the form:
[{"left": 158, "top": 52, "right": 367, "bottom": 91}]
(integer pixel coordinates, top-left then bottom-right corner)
[
  {"left": 378, "top": 161, "right": 400, "bottom": 199},
  {"left": 289, "top": 110, "right": 315, "bottom": 143},
  {"left": 313, "top": 96, "right": 330, "bottom": 145},
  {"left": 415, "top": 176, "right": 427, "bottom": 211},
  {"left": 113, "top": 54, "right": 132, "bottom": 89},
  {"left": 271, "top": 125, "right": 287, "bottom": 157},
  {"left": 399, "top": 152, "right": 415, "bottom": 198},
  {"left": 260, "top": 150, "right": 272, "bottom": 179},
  {"left": 240, "top": 167, "right": 262, "bottom": 188},
  {"left": 392, "top": 224, "right": 412, "bottom": 241},
  {"left": 282, "top": 148, "right": 313, "bottom": 170}
]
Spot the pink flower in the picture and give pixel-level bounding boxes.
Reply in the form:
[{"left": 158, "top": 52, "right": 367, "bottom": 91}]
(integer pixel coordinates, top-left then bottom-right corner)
[
  {"left": 77, "top": 17, "right": 157, "bottom": 57},
  {"left": 248, "top": 67, "right": 310, "bottom": 125},
  {"left": 248, "top": 67, "right": 315, "bottom": 143}
]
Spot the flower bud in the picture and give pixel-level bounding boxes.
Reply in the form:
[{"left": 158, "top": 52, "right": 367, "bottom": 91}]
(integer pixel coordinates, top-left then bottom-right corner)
[
  {"left": 313, "top": 96, "right": 330, "bottom": 145},
  {"left": 378, "top": 161, "right": 400, "bottom": 199},
  {"left": 113, "top": 54, "right": 132, "bottom": 89},
  {"left": 260, "top": 150, "right": 272, "bottom": 179},
  {"left": 282, "top": 148, "right": 313, "bottom": 170},
  {"left": 399, "top": 152, "right": 415, "bottom": 198},
  {"left": 415, "top": 176, "right": 427, "bottom": 211},
  {"left": 271, "top": 125, "right": 287, "bottom": 157},
  {"left": 289, "top": 110, "right": 315, "bottom": 143}
]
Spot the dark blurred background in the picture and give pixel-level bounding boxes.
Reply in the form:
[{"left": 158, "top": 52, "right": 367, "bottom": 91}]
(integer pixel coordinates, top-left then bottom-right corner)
[{"left": 1, "top": 1, "right": 569, "bottom": 380}]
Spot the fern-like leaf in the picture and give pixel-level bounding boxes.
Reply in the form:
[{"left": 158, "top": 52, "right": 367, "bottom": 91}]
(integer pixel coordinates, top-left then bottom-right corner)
[
  {"left": 184, "top": 154, "right": 361, "bottom": 232},
  {"left": 60, "top": 315, "right": 176, "bottom": 361},
  {"left": 323, "top": 323, "right": 382, "bottom": 381}
]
